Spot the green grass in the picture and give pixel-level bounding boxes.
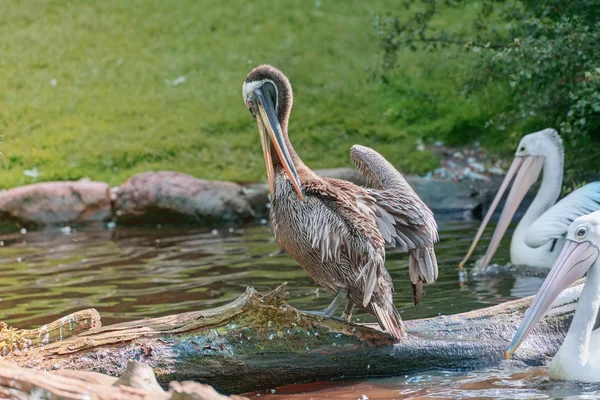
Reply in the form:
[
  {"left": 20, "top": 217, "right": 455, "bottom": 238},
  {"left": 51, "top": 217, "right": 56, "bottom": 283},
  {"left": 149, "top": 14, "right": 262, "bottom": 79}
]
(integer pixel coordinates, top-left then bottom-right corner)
[{"left": 0, "top": 0, "right": 496, "bottom": 189}]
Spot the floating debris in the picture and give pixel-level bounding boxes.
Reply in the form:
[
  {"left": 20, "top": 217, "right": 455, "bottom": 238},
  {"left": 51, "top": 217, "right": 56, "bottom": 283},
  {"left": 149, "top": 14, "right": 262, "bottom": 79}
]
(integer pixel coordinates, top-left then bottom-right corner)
[{"left": 423, "top": 144, "right": 508, "bottom": 182}]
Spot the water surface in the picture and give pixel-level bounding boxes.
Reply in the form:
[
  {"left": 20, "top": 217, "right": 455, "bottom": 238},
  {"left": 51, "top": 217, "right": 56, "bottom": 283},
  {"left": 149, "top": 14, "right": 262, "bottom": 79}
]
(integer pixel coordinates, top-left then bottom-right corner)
[
  {"left": 0, "top": 221, "right": 519, "bottom": 328},
  {"left": 256, "top": 366, "right": 600, "bottom": 399},
  {"left": 1, "top": 220, "right": 583, "bottom": 399}
]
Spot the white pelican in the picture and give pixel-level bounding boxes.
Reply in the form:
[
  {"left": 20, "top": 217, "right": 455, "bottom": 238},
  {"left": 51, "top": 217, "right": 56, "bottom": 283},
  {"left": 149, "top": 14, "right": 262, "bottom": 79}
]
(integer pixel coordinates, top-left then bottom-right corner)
[
  {"left": 506, "top": 210, "right": 600, "bottom": 382},
  {"left": 459, "top": 128, "right": 600, "bottom": 270}
]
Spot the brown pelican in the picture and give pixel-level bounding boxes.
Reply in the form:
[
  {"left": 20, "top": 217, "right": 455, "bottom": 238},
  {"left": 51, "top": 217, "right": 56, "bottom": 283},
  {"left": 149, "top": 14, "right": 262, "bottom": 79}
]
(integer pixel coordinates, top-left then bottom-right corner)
[
  {"left": 459, "top": 128, "right": 600, "bottom": 270},
  {"left": 506, "top": 210, "right": 600, "bottom": 382},
  {"left": 242, "top": 65, "right": 438, "bottom": 339}
]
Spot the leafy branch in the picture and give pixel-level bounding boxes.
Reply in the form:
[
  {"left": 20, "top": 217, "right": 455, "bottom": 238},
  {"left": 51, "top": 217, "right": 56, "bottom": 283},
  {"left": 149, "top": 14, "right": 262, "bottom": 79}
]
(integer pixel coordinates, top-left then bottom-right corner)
[{"left": 376, "top": 0, "right": 600, "bottom": 183}]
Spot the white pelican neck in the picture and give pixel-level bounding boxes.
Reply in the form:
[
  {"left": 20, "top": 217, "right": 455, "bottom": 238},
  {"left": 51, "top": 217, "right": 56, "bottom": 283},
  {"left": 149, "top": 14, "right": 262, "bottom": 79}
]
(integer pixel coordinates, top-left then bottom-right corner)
[
  {"left": 511, "top": 142, "right": 563, "bottom": 258},
  {"left": 551, "top": 260, "right": 600, "bottom": 377}
]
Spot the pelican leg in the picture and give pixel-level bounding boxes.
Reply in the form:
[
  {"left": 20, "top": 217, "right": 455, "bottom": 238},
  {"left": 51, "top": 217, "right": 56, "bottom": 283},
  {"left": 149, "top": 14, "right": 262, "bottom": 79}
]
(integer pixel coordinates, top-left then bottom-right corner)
[
  {"left": 303, "top": 288, "right": 348, "bottom": 318},
  {"left": 342, "top": 302, "right": 354, "bottom": 322},
  {"left": 322, "top": 288, "right": 348, "bottom": 317}
]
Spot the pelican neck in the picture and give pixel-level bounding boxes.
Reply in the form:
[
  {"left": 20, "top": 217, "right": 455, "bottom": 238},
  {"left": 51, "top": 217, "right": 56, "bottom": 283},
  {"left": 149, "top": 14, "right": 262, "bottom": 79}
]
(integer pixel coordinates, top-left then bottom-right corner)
[
  {"left": 561, "top": 261, "right": 600, "bottom": 365},
  {"left": 512, "top": 153, "right": 563, "bottom": 246}
]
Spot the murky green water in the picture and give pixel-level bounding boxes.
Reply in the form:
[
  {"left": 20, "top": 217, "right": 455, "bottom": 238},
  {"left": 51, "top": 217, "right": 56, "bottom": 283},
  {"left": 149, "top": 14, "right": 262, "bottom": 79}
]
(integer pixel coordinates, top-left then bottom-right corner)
[
  {"left": 0, "top": 221, "right": 521, "bottom": 328},
  {"left": 1, "top": 221, "right": 593, "bottom": 399}
]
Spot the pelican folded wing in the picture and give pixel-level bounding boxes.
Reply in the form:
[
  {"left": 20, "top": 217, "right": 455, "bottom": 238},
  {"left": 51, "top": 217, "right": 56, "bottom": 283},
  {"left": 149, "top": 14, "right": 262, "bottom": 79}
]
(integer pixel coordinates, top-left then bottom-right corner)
[{"left": 526, "top": 182, "right": 600, "bottom": 248}]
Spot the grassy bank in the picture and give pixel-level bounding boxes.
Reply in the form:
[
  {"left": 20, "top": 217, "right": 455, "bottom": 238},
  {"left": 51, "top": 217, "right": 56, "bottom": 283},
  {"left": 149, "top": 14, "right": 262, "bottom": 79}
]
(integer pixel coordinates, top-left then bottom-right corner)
[{"left": 0, "top": 0, "right": 496, "bottom": 189}]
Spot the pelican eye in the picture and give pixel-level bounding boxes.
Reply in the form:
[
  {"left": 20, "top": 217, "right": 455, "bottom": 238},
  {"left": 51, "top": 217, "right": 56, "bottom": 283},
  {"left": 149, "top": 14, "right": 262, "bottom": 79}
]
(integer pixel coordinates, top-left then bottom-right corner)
[
  {"left": 575, "top": 226, "right": 588, "bottom": 240},
  {"left": 519, "top": 145, "right": 526, "bottom": 152}
]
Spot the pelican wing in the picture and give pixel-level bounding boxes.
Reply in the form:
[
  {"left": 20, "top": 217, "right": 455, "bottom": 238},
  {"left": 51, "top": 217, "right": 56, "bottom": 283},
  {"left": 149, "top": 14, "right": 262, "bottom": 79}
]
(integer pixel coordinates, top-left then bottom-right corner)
[
  {"left": 303, "top": 178, "right": 387, "bottom": 307},
  {"left": 349, "top": 145, "right": 439, "bottom": 303},
  {"left": 350, "top": 145, "right": 439, "bottom": 249},
  {"left": 526, "top": 182, "right": 600, "bottom": 247}
]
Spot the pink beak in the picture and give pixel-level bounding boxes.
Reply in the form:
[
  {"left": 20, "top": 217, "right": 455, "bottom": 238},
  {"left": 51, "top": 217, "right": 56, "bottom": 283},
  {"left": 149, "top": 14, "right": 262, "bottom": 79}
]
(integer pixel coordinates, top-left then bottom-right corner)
[
  {"left": 506, "top": 240, "right": 599, "bottom": 358},
  {"left": 459, "top": 156, "right": 544, "bottom": 270}
]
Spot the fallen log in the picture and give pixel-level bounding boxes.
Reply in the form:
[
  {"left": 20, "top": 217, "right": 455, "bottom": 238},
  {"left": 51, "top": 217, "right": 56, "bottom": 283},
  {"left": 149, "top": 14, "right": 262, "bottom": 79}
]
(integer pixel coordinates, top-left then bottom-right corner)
[
  {"left": 2, "top": 282, "right": 579, "bottom": 394},
  {"left": 0, "top": 360, "right": 247, "bottom": 399},
  {"left": 0, "top": 308, "right": 101, "bottom": 355}
]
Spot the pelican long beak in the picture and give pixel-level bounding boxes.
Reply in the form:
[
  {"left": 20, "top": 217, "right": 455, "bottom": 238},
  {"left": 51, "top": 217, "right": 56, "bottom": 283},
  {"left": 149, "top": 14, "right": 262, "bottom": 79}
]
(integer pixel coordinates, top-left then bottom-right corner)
[
  {"left": 459, "top": 156, "right": 544, "bottom": 270},
  {"left": 253, "top": 88, "right": 305, "bottom": 200},
  {"left": 506, "top": 240, "right": 599, "bottom": 359}
]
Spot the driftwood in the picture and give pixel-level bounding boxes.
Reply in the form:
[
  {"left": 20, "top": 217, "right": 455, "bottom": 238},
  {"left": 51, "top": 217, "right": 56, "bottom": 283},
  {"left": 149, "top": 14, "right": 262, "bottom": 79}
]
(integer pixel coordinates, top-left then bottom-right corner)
[
  {"left": 0, "top": 360, "right": 247, "bottom": 399},
  {"left": 0, "top": 308, "right": 101, "bottom": 355},
  {"left": 2, "top": 283, "right": 580, "bottom": 394}
]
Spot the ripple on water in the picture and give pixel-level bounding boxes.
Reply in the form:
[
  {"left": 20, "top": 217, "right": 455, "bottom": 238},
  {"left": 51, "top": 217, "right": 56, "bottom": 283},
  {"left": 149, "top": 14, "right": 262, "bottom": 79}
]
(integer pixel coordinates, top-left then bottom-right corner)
[
  {"left": 1, "top": 221, "right": 585, "bottom": 398},
  {"left": 253, "top": 365, "right": 600, "bottom": 399},
  {"left": 0, "top": 220, "right": 519, "bottom": 328}
]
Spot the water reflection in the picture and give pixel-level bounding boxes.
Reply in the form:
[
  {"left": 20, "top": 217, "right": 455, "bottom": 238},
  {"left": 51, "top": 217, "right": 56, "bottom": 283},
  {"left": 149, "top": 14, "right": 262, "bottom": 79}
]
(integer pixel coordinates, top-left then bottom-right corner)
[
  {"left": 256, "top": 365, "right": 600, "bottom": 399},
  {"left": 0, "top": 221, "right": 524, "bottom": 329},
  {"left": 0, "top": 221, "right": 585, "bottom": 398}
]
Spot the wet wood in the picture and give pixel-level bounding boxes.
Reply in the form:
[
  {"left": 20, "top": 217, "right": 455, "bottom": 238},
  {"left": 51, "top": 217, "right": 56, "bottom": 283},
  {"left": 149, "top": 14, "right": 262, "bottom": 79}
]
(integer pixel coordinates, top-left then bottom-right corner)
[
  {"left": 0, "top": 308, "right": 100, "bottom": 354},
  {"left": 0, "top": 360, "right": 246, "bottom": 400},
  {"left": 1, "top": 282, "right": 580, "bottom": 394}
]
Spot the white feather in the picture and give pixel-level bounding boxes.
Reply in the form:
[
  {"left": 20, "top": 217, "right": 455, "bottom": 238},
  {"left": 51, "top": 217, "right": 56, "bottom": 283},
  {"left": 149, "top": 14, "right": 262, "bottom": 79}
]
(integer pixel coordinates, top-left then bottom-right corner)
[{"left": 525, "top": 182, "right": 600, "bottom": 248}]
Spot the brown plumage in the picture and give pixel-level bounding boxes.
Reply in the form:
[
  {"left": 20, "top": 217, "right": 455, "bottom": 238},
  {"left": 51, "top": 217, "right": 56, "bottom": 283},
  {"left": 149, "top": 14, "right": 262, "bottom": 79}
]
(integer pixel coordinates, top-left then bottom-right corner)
[{"left": 242, "top": 64, "right": 439, "bottom": 339}]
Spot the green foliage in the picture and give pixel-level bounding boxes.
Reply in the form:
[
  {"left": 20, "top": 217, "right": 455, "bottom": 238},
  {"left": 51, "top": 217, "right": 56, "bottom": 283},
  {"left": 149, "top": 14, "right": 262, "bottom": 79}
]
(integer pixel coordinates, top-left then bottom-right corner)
[
  {"left": 378, "top": 0, "right": 600, "bottom": 182},
  {"left": 0, "top": 0, "right": 444, "bottom": 189}
]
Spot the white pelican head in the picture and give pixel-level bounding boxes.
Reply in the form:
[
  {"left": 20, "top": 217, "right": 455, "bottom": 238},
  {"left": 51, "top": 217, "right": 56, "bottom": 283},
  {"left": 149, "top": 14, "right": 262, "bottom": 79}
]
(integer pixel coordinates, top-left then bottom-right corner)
[
  {"left": 459, "top": 128, "right": 564, "bottom": 270},
  {"left": 514, "top": 128, "right": 564, "bottom": 159},
  {"left": 506, "top": 210, "right": 600, "bottom": 358}
]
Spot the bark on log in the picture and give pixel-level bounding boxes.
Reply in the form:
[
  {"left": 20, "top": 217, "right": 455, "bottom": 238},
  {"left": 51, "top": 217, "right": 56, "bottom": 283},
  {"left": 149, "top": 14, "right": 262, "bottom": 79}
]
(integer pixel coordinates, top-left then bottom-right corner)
[
  {"left": 0, "top": 309, "right": 101, "bottom": 355},
  {"left": 0, "top": 360, "right": 247, "bottom": 400},
  {"left": 2, "top": 283, "right": 580, "bottom": 394}
]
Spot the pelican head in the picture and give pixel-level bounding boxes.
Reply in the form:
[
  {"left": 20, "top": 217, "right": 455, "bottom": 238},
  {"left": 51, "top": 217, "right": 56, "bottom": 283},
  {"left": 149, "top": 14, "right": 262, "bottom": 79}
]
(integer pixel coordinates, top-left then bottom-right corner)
[
  {"left": 514, "top": 128, "right": 564, "bottom": 159},
  {"left": 242, "top": 65, "right": 304, "bottom": 200},
  {"left": 506, "top": 210, "right": 600, "bottom": 359},
  {"left": 459, "top": 128, "right": 563, "bottom": 270}
]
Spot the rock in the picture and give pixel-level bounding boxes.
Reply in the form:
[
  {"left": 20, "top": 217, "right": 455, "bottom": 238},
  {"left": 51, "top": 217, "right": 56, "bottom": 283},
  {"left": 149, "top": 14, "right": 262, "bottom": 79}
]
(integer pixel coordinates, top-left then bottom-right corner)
[
  {"left": 314, "top": 168, "right": 366, "bottom": 186},
  {"left": 115, "top": 172, "right": 254, "bottom": 225},
  {"left": 169, "top": 381, "right": 248, "bottom": 400},
  {"left": 314, "top": 168, "right": 500, "bottom": 219},
  {"left": 242, "top": 171, "right": 499, "bottom": 220},
  {"left": 113, "top": 361, "right": 164, "bottom": 392},
  {"left": 0, "top": 180, "right": 111, "bottom": 226},
  {"left": 244, "top": 169, "right": 497, "bottom": 220},
  {"left": 241, "top": 183, "right": 270, "bottom": 218},
  {"left": 407, "top": 177, "right": 498, "bottom": 219}
]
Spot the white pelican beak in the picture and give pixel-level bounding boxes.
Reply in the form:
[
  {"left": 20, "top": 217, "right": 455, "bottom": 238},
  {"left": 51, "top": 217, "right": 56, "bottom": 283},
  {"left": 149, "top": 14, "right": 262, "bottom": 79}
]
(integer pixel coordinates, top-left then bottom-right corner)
[
  {"left": 459, "top": 155, "right": 544, "bottom": 270},
  {"left": 506, "top": 239, "right": 599, "bottom": 359},
  {"left": 252, "top": 87, "right": 305, "bottom": 201}
]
